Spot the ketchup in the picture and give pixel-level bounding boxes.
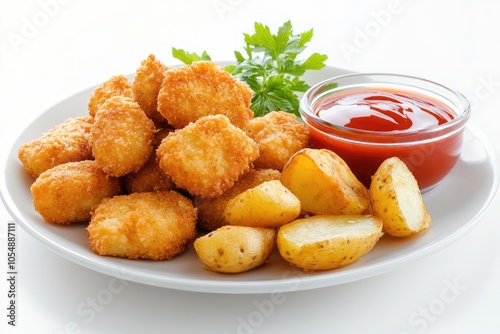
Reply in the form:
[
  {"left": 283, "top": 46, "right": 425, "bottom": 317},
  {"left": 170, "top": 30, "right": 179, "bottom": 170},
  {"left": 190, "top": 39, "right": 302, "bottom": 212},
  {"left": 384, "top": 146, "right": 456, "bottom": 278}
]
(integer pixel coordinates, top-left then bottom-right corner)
[
  {"left": 314, "top": 90, "right": 456, "bottom": 132},
  {"left": 306, "top": 88, "right": 463, "bottom": 191}
]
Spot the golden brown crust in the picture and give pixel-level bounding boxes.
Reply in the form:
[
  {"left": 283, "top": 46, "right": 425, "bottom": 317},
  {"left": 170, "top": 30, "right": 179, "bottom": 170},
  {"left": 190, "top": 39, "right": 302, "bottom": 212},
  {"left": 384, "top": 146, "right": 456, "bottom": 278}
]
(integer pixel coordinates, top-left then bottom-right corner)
[
  {"left": 246, "top": 111, "right": 309, "bottom": 171},
  {"left": 90, "top": 96, "right": 155, "bottom": 177},
  {"left": 88, "top": 75, "right": 134, "bottom": 117},
  {"left": 157, "top": 61, "right": 254, "bottom": 129},
  {"left": 18, "top": 116, "right": 94, "bottom": 179},
  {"left": 195, "top": 168, "right": 281, "bottom": 231},
  {"left": 132, "top": 54, "right": 169, "bottom": 127},
  {"left": 87, "top": 191, "right": 197, "bottom": 260},
  {"left": 30, "top": 160, "right": 123, "bottom": 224},
  {"left": 156, "top": 115, "right": 259, "bottom": 198}
]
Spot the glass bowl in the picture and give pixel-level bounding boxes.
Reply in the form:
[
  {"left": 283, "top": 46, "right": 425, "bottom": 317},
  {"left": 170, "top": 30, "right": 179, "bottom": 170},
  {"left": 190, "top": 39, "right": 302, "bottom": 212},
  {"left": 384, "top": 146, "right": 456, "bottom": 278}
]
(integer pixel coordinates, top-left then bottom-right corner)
[{"left": 299, "top": 73, "right": 471, "bottom": 192}]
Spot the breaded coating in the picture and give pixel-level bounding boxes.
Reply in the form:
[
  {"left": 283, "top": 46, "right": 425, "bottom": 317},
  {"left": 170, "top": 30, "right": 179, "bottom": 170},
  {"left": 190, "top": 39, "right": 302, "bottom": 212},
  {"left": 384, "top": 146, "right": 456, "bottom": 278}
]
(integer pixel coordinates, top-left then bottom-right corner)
[
  {"left": 246, "top": 111, "right": 309, "bottom": 171},
  {"left": 87, "top": 191, "right": 197, "bottom": 260},
  {"left": 157, "top": 115, "right": 259, "bottom": 198},
  {"left": 124, "top": 128, "right": 175, "bottom": 194},
  {"left": 124, "top": 153, "right": 176, "bottom": 194},
  {"left": 195, "top": 169, "right": 281, "bottom": 231},
  {"left": 88, "top": 75, "right": 134, "bottom": 117},
  {"left": 30, "top": 160, "right": 122, "bottom": 224},
  {"left": 18, "top": 116, "right": 94, "bottom": 179},
  {"left": 132, "top": 54, "right": 169, "bottom": 127},
  {"left": 157, "top": 61, "right": 254, "bottom": 129},
  {"left": 91, "top": 96, "right": 155, "bottom": 177}
]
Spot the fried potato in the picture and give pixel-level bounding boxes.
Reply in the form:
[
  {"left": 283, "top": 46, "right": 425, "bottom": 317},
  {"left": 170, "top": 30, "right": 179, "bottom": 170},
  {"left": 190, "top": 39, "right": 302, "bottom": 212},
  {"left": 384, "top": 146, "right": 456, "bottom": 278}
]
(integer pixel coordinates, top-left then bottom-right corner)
[
  {"left": 157, "top": 115, "right": 259, "bottom": 198},
  {"left": 157, "top": 61, "right": 253, "bottom": 129},
  {"left": 30, "top": 160, "right": 122, "bottom": 224},
  {"left": 194, "top": 225, "right": 276, "bottom": 273},
  {"left": 195, "top": 169, "right": 281, "bottom": 231},
  {"left": 277, "top": 215, "right": 383, "bottom": 271},
  {"left": 132, "top": 54, "right": 169, "bottom": 127},
  {"left": 88, "top": 75, "right": 134, "bottom": 117},
  {"left": 370, "top": 157, "right": 431, "bottom": 237},
  {"left": 18, "top": 116, "right": 94, "bottom": 179},
  {"left": 281, "top": 148, "right": 370, "bottom": 215},
  {"left": 245, "top": 111, "right": 309, "bottom": 171},
  {"left": 87, "top": 191, "right": 197, "bottom": 260},
  {"left": 223, "top": 180, "right": 301, "bottom": 228},
  {"left": 91, "top": 96, "right": 155, "bottom": 177}
]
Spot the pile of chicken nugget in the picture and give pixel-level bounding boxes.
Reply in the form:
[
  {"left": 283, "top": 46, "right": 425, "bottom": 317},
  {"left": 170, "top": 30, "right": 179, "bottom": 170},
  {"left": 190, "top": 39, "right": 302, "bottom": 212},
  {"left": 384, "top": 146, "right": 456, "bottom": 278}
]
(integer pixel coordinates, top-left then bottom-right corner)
[{"left": 18, "top": 54, "right": 311, "bottom": 266}]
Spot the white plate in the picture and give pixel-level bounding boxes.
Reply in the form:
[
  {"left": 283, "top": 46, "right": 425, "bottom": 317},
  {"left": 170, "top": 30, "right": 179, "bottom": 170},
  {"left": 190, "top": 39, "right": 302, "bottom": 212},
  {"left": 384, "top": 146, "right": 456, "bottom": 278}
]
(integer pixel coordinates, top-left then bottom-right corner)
[{"left": 1, "top": 66, "right": 498, "bottom": 294}]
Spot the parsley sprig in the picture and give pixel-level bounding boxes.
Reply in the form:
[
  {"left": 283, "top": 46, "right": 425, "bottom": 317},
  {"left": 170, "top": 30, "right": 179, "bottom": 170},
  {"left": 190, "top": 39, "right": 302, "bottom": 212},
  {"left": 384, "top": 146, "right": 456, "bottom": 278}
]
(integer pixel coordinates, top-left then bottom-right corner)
[{"left": 172, "top": 21, "right": 328, "bottom": 117}]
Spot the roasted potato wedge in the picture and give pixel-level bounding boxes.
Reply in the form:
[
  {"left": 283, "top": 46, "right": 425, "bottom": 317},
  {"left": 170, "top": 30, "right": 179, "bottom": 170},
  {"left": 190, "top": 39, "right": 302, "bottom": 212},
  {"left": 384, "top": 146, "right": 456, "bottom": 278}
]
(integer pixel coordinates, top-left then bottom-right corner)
[
  {"left": 194, "top": 226, "right": 276, "bottom": 273},
  {"left": 277, "top": 215, "right": 383, "bottom": 271},
  {"left": 370, "top": 157, "right": 431, "bottom": 237},
  {"left": 223, "top": 180, "right": 301, "bottom": 228},
  {"left": 280, "top": 148, "right": 370, "bottom": 215}
]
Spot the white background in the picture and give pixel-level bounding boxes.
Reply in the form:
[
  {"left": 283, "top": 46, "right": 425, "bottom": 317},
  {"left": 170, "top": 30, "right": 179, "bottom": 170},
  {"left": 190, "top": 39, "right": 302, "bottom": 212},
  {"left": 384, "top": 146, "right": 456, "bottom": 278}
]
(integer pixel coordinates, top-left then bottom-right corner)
[{"left": 1, "top": 0, "right": 499, "bottom": 333}]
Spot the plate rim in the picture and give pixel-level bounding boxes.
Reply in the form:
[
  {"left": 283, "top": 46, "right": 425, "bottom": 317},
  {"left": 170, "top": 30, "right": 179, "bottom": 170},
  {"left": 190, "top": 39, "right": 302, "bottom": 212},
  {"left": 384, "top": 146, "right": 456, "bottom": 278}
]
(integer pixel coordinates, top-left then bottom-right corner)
[{"left": 1, "top": 65, "right": 499, "bottom": 294}]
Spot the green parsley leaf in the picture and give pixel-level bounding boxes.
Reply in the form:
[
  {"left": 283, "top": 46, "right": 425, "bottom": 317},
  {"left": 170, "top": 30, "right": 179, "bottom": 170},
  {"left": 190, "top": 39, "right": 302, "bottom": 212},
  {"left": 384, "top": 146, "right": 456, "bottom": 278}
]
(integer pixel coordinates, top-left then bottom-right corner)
[{"left": 172, "top": 21, "right": 328, "bottom": 117}]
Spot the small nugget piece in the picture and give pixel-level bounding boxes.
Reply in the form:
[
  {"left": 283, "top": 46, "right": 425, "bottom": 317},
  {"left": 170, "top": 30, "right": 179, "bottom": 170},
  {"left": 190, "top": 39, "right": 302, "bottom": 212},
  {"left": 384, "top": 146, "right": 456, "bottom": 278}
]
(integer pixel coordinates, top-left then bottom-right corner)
[
  {"left": 124, "top": 128, "right": 176, "bottom": 194},
  {"left": 87, "top": 191, "right": 197, "bottom": 260},
  {"left": 91, "top": 96, "right": 155, "bottom": 177},
  {"left": 30, "top": 160, "right": 122, "bottom": 224},
  {"left": 246, "top": 111, "right": 309, "bottom": 171},
  {"left": 132, "top": 54, "right": 169, "bottom": 127},
  {"left": 88, "top": 75, "right": 134, "bottom": 117},
  {"left": 18, "top": 116, "right": 94, "bottom": 179},
  {"left": 157, "top": 61, "right": 253, "bottom": 129},
  {"left": 157, "top": 115, "right": 259, "bottom": 198},
  {"left": 195, "top": 168, "right": 281, "bottom": 231}
]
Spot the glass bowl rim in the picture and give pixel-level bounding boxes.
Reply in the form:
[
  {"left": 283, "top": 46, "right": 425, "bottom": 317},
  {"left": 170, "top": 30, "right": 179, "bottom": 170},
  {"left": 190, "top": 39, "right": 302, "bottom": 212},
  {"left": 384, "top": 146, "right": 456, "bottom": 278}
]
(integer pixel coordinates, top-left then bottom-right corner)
[{"left": 299, "top": 72, "right": 471, "bottom": 138}]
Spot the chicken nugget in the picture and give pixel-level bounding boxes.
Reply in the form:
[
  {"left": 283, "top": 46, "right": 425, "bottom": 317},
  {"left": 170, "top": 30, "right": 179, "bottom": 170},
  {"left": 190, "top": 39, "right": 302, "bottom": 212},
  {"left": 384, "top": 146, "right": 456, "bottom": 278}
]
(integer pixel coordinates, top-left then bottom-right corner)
[
  {"left": 124, "top": 128, "right": 175, "bottom": 194},
  {"left": 87, "top": 191, "right": 197, "bottom": 260},
  {"left": 157, "top": 115, "right": 259, "bottom": 198},
  {"left": 195, "top": 168, "right": 281, "bottom": 231},
  {"left": 157, "top": 61, "right": 253, "bottom": 129},
  {"left": 30, "top": 160, "right": 122, "bottom": 224},
  {"left": 88, "top": 75, "right": 134, "bottom": 117},
  {"left": 246, "top": 111, "right": 309, "bottom": 171},
  {"left": 91, "top": 96, "right": 155, "bottom": 177},
  {"left": 132, "top": 54, "right": 169, "bottom": 127},
  {"left": 18, "top": 116, "right": 94, "bottom": 179}
]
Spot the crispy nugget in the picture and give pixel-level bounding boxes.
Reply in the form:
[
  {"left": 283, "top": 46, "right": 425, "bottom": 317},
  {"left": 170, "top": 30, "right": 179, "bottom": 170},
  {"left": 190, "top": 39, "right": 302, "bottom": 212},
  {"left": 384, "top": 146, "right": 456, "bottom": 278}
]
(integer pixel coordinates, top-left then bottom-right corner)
[
  {"left": 88, "top": 75, "right": 134, "bottom": 117},
  {"left": 195, "top": 168, "right": 281, "bottom": 231},
  {"left": 132, "top": 54, "right": 169, "bottom": 127},
  {"left": 124, "top": 128, "right": 175, "bottom": 194},
  {"left": 246, "top": 111, "right": 309, "bottom": 171},
  {"left": 91, "top": 96, "right": 155, "bottom": 177},
  {"left": 18, "top": 116, "right": 94, "bottom": 179},
  {"left": 87, "top": 191, "right": 197, "bottom": 260},
  {"left": 157, "top": 115, "right": 259, "bottom": 198},
  {"left": 157, "top": 61, "right": 254, "bottom": 129},
  {"left": 30, "top": 160, "right": 122, "bottom": 224}
]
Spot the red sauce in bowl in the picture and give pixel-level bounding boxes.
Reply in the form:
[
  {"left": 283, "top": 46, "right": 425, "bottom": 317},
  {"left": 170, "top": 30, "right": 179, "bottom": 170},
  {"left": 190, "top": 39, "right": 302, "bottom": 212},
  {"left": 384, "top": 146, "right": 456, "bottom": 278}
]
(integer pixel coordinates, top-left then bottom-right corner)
[
  {"left": 314, "top": 90, "right": 456, "bottom": 132},
  {"left": 301, "top": 79, "right": 470, "bottom": 192}
]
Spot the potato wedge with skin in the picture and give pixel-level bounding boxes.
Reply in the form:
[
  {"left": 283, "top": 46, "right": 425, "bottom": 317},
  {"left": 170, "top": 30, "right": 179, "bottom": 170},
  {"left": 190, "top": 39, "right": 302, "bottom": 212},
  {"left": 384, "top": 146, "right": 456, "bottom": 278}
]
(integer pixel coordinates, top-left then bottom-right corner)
[
  {"left": 277, "top": 215, "right": 383, "bottom": 271},
  {"left": 223, "top": 180, "right": 301, "bottom": 228},
  {"left": 281, "top": 148, "right": 370, "bottom": 215},
  {"left": 194, "top": 226, "right": 276, "bottom": 274},
  {"left": 370, "top": 157, "right": 431, "bottom": 237}
]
